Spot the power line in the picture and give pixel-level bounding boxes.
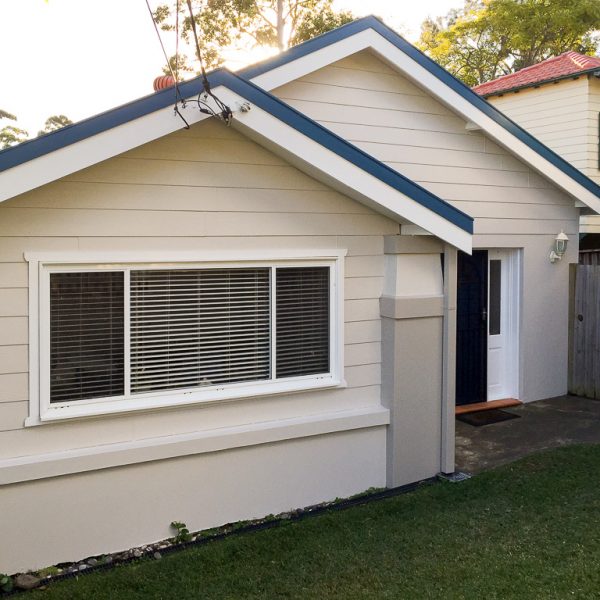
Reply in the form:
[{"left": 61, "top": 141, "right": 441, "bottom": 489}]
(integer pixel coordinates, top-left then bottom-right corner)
[
  {"left": 144, "top": 0, "right": 232, "bottom": 126},
  {"left": 144, "top": 0, "right": 183, "bottom": 102},
  {"left": 185, "top": 0, "right": 232, "bottom": 123},
  {"left": 144, "top": 0, "right": 190, "bottom": 128}
]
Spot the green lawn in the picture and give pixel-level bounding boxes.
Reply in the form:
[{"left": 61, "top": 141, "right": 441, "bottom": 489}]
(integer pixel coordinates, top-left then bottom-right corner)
[{"left": 36, "top": 445, "right": 600, "bottom": 599}]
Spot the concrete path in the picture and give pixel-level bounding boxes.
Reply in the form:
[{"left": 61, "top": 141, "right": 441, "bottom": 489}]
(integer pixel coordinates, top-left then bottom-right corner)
[{"left": 455, "top": 395, "right": 600, "bottom": 474}]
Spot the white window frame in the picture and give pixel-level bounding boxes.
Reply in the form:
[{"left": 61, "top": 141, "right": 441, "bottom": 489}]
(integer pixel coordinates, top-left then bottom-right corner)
[{"left": 26, "top": 250, "right": 345, "bottom": 425}]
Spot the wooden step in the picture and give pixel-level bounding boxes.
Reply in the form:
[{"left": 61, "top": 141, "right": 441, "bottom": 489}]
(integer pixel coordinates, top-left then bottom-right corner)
[{"left": 455, "top": 398, "right": 522, "bottom": 416}]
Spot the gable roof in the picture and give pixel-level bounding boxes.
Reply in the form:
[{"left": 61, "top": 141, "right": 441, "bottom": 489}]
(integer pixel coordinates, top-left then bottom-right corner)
[
  {"left": 2, "top": 14, "right": 600, "bottom": 226},
  {"left": 238, "top": 16, "right": 600, "bottom": 214},
  {"left": 474, "top": 52, "right": 600, "bottom": 97},
  {"left": 0, "top": 68, "right": 472, "bottom": 251}
]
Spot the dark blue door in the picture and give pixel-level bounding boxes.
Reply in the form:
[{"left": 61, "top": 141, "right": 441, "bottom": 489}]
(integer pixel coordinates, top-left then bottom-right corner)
[{"left": 456, "top": 250, "right": 488, "bottom": 406}]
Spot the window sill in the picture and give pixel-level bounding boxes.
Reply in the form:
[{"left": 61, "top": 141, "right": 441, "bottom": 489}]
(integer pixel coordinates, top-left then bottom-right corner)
[{"left": 27, "top": 376, "right": 346, "bottom": 426}]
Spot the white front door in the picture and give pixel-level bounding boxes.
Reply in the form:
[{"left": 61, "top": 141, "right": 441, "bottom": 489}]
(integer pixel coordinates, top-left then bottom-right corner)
[{"left": 487, "top": 249, "right": 520, "bottom": 401}]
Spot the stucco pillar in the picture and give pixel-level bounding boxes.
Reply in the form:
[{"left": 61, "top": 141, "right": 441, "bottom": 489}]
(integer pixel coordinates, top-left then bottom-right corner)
[{"left": 381, "top": 234, "right": 450, "bottom": 487}]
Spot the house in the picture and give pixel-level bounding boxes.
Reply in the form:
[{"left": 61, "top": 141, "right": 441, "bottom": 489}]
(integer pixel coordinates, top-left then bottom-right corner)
[
  {"left": 1, "top": 16, "right": 600, "bottom": 574},
  {"left": 474, "top": 52, "right": 600, "bottom": 243}
]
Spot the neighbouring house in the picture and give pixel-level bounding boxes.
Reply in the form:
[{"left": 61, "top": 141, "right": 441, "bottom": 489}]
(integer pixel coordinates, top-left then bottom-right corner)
[
  {"left": 2, "top": 16, "right": 600, "bottom": 574},
  {"left": 474, "top": 52, "right": 600, "bottom": 257}
]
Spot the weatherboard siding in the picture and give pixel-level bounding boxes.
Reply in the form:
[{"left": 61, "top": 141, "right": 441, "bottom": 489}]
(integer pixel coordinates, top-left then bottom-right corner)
[
  {"left": 587, "top": 77, "right": 600, "bottom": 183},
  {"left": 271, "top": 51, "right": 580, "bottom": 237},
  {"left": 273, "top": 51, "right": 579, "bottom": 242},
  {"left": 272, "top": 50, "right": 580, "bottom": 403},
  {"left": 0, "top": 118, "right": 394, "bottom": 458},
  {"left": 486, "top": 77, "right": 597, "bottom": 183}
]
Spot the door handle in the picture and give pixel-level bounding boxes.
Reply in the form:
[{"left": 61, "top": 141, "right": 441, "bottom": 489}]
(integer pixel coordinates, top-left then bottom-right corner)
[{"left": 482, "top": 308, "right": 487, "bottom": 322}]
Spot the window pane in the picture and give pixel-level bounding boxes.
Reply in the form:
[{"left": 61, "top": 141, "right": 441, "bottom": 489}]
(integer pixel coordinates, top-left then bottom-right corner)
[
  {"left": 130, "top": 268, "right": 270, "bottom": 393},
  {"left": 276, "top": 267, "right": 330, "bottom": 378},
  {"left": 489, "top": 260, "right": 501, "bottom": 335},
  {"left": 50, "top": 271, "right": 124, "bottom": 403}
]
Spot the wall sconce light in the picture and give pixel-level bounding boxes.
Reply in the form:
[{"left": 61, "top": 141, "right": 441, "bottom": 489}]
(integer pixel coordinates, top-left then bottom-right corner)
[{"left": 549, "top": 231, "right": 569, "bottom": 263}]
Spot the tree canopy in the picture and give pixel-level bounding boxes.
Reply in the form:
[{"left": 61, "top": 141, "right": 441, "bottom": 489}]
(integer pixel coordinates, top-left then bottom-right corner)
[
  {"left": 0, "top": 113, "right": 73, "bottom": 149},
  {"left": 0, "top": 124, "right": 29, "bottom": 149},
  {"left": 0, "top": 111, "right": 28, "bottom": 150},
  {"left": 418, "top": 0, "right": 600, "bottom": 87},
  {"left": 154, "top": 0, "right": 353, "bottom": 74},
  {"left": 38, "top": 114, "right": 73, "bottom": 137}
]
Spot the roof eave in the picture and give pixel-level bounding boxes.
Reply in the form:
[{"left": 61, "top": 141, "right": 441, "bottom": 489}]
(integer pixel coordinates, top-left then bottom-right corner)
[
  {"left": 479, "top": 67, "right": 600, "bottom": 98},
  {"left": 0, "top": 68, "right": 472, "bottom": 251},
  {"left": 239, "top": 16, "right": 600, "bottom": 210}
]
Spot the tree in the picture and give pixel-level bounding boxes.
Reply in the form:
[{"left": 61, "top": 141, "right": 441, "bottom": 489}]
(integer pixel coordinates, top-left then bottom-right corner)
[
  {"left": 418, "top": 0, "right": 600, "bottom": 87},
  {"left": 154, "top": 0, "right": 354, "bottom": 73},
  {"left": 38, "top": 114, "right": 73, "bottom": 136},
  {"left": 0, "top": 125, "right": 29, "bottom": 149},
  {"left": 0, "top": 112, "right": 73, "bottom": 149},
  {"left": 0, "top": 111, "right": 28, "bottom": 149}
]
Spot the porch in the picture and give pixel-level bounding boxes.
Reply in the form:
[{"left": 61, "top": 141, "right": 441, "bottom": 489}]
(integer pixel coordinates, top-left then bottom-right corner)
[{"left": 455, "top": 395, "right": 600, "bottom": 474}]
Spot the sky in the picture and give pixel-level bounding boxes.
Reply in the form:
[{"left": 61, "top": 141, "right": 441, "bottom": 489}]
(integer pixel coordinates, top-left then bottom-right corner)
[{"left": 0, "top": 0, "right": 463, "bottom": 135}]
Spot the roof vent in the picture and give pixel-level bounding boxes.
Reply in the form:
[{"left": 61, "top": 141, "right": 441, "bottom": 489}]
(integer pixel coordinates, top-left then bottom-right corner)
[{"left": 153, "top": 75, "right": 176, "bottom": 92}]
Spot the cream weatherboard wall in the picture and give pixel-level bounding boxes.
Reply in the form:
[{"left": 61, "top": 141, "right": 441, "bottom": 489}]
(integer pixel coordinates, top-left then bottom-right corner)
[
  {"left": 590, "top": 78, "right": 600, "bottom": 183},
  {"left": 273, "top": 50, "right": 580, "bottom": 402},
  {"left": 486, "top": 77, "right": 600, "bottom": 185},
  {"left": 0, "top": 118, "right": 399, "bottom": 573},
  {"left": 485, "top": 74, "right": 600, "bottom": 232}
]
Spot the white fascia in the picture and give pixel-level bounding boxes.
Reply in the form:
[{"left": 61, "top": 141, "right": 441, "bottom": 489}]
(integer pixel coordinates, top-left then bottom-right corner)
[
  {"left": 0, "top": 100, "right": 213, "bottom": 204},
  {"left": 0, "top": 77, "right": 470, "bottom": 251},
  {"left": 213, "top": 86, "right": 471, "bottom": 253},
  {"left": 250, "top": 28, "right": 600, "bottom": 213}
]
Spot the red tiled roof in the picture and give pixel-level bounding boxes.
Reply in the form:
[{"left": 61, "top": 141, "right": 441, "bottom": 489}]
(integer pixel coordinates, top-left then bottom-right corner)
[{"left": 473, "top": 51, "right": 600, "bottom": 96}]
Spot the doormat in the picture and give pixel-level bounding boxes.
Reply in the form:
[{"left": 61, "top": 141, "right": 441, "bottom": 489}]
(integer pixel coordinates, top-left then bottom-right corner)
[{"left": 456, "top": 409, "right": 521, "bottom": 427}]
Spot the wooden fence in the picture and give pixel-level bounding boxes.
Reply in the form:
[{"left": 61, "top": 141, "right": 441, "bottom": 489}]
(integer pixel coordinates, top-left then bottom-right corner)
[
  {"left": 579, "top": 250, "right": 600, "bottom": 266},
  {"left": 569, "top": 263, "right": 600, "bottom": 399}
]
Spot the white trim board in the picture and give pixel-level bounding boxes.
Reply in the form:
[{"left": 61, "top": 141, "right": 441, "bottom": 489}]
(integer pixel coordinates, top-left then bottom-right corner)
[
  {"left": 217, "top": 87, "right": 471, "bottom": 252},
  {"left": 250, "top": 28, "right": 600, "bottom": 213},
  {"left": 0, "top": 82, "right": 470, "bottom": 252},
  {"left": 0, "top": 100, "right": 213, "bottom": 205}
]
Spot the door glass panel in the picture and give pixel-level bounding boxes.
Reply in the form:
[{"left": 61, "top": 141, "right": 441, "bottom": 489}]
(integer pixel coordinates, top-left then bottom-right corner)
[{"left": 489, "top": 259, "right": 501, "bottom": 335}]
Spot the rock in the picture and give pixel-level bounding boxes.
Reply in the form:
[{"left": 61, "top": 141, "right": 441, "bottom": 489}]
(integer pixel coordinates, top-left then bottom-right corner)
[
  {"left": 153, "top": 552, "right": 162, "bottom": 560},
  {"left": 14, "top": 573, "right": 41, "bottom": 590},
  {"left": 87, "top": 558, "right": 98, "bottom": 567},
  {"left": 133, "top": 549, "right": 143, "bottom": 558},
  {"left": 78, "top": 564, "right": 87, "bottom": 571},
  {"left": 103, "top": 556, "right": 113, "bottom": 564}
]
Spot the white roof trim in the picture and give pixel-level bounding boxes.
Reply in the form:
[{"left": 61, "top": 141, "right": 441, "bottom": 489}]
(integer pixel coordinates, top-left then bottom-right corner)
[
  {"left": 215, "top": 87, "right": 471, "bottom": 252},
  {"left": 0, "top": 79, "right": 471, "bottom": 252},
  {"left": 249, "top": 27, "right": 600, "bottom": 213},
  {"left": 0, "top": 103, "right": 212, "bottom": 204}
]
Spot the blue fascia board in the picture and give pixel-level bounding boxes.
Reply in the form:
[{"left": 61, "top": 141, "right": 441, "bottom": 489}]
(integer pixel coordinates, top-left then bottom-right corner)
[
  {"left": 240, "top": 14, "right": 600, "bottom": 201},
  {"left": 2, "top": 13, "right": 598, "bottom": 213},
  {"left": 239, "top": 16, "right": 380, "bottom": 79},
  {"left": 224, "top": 73, "right": 473, "bottom": 233},
  {"left": 0, "top": 61, "right": 472, "bottom": 233},
  {"left": 0, "top": 70, "right": 230, "bottom": 174}
]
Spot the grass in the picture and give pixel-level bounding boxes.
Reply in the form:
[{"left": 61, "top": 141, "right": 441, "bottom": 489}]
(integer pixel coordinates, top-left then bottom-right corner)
[{"left": 35, "top": 444, "right": 600, "bottom": 599}]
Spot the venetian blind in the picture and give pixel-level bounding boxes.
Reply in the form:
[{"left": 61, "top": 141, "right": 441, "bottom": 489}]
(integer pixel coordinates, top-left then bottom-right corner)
[
  {"left": 276, "top": 267, "right": 330, "bottom": 378},
  {"left": 130, "top": 268, "right": 271, "bottom": 393},
  {"left": 49, "top": 271, "right": 125, "bottom": 403}
]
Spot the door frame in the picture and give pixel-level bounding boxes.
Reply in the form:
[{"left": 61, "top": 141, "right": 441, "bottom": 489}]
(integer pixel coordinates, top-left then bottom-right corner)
[
  {"left": 455, "top": 247, "right": 521, "bottom": 405},
  {"left": 486, "top": 248, "right": 521, "bottom": 401}
]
